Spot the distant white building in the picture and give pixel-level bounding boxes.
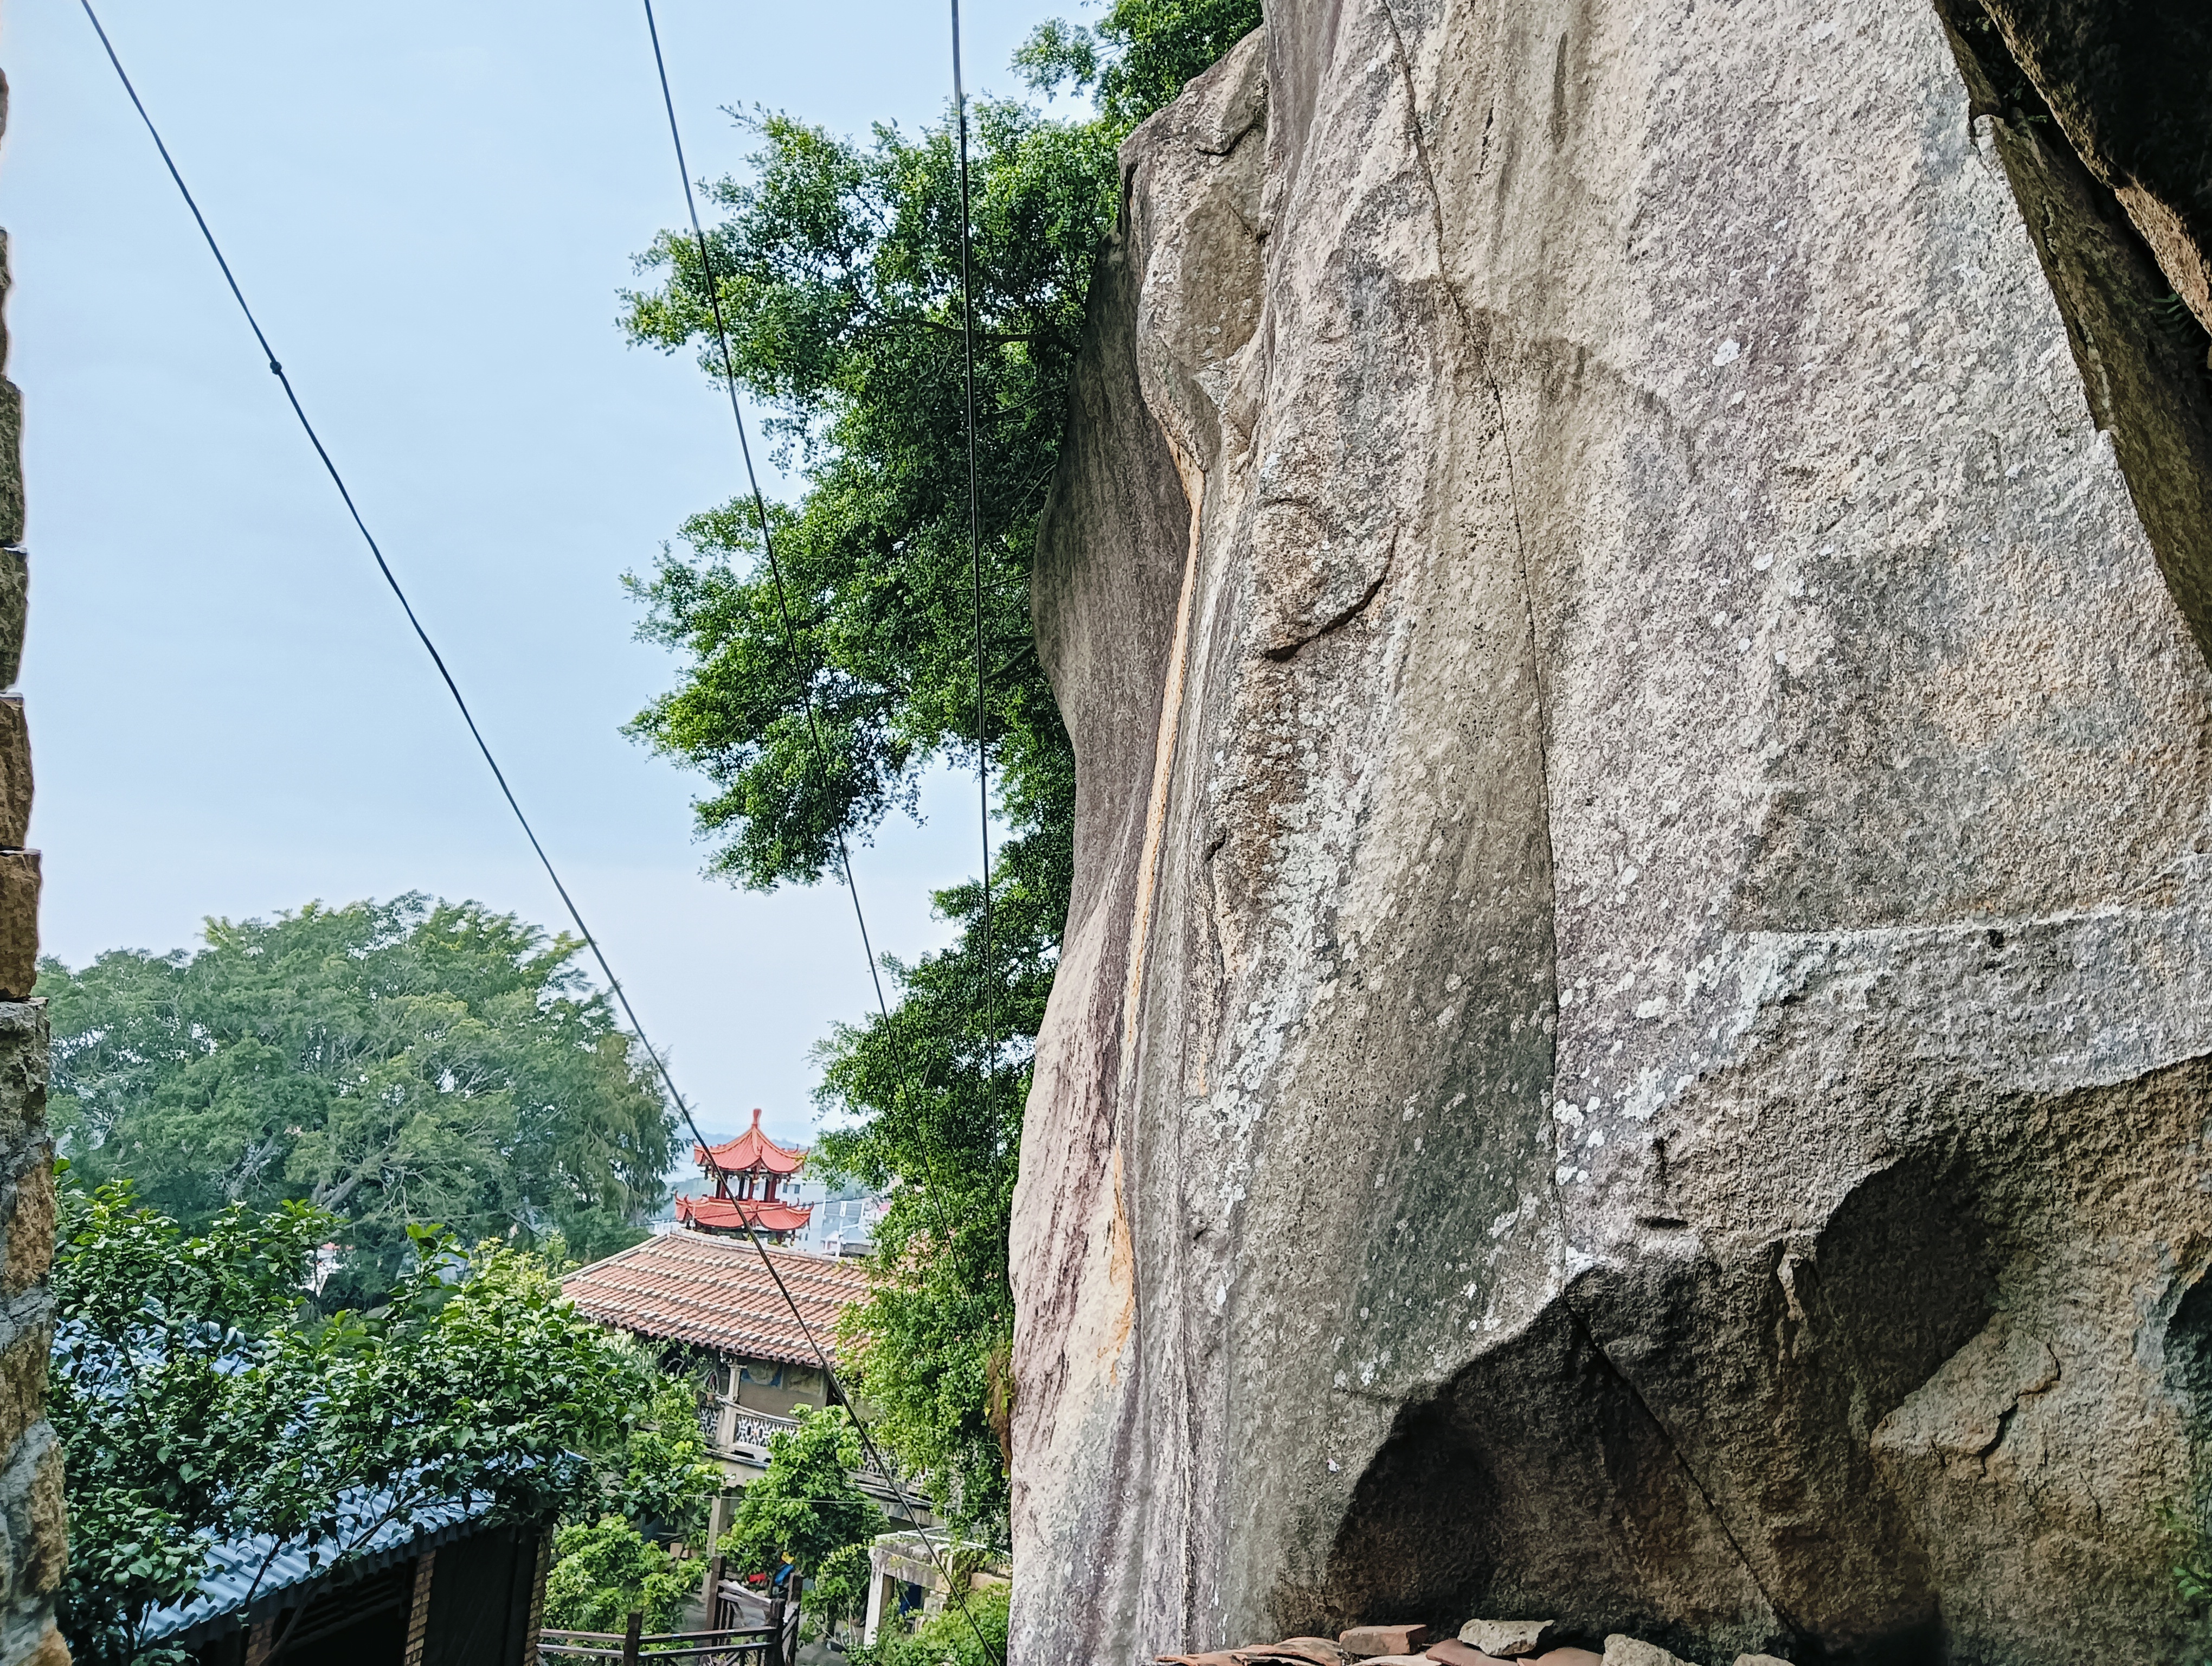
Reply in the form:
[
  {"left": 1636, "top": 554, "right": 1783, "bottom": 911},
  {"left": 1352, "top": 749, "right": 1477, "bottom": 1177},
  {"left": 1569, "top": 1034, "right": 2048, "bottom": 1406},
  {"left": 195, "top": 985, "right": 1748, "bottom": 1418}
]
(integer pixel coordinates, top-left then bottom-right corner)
[{"left": 795, "top": 1181, "right": 888, "bottom": 1258}]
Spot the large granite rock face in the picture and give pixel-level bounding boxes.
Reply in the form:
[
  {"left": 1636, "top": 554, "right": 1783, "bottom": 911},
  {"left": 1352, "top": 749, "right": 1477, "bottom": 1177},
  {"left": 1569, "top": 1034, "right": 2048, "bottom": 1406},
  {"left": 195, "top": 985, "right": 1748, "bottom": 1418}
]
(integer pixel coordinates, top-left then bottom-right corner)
[{"left": 1010, "top": 3, "right": 2212, "bottom": 1663}]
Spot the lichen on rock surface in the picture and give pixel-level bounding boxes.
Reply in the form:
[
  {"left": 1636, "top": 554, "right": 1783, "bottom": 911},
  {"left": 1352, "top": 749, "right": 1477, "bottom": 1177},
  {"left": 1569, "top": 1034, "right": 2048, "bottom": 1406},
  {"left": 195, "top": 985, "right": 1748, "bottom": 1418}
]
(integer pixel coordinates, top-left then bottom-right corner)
[{"left": 1011, "top": 2, "right": 2212, "bottom": 1663}]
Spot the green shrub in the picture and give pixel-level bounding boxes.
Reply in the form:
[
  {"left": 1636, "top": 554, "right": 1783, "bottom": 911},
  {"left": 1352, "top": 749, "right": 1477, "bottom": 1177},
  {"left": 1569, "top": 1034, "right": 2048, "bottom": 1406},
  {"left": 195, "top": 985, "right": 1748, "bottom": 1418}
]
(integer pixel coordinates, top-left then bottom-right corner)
[
  {"left": 852, "top": 1583, "right": 1009, "bottom": 1666},
  {"left": 717, "top": 1407, "right": 884, "bottom": 1580},
  {"left": 545, "top": 1517, "right": 696, "bottom": 1634},
  {"left": 803, "top": 1540, "right": 873, "bottom": 1641}
]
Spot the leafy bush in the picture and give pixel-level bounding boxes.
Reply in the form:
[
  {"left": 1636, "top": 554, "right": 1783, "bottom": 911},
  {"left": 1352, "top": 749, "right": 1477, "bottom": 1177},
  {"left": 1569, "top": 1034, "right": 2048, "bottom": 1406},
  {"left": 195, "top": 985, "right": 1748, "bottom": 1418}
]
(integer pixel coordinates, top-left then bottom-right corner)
[
  {"left": 52, "top": 1179, "right": 715, "bottom": 1665},
  {"left": 852, "top": 1583, "right": 1009, "bottom": 1666},
  {"left": 807, "top": 1539, "right": 874, "bottom": 1641},
  {"left": 617, "top": 1369, "right": 723, "bottom": 1543},
  {"left": 717, "top": 1406, "right": 884, "bottom": 1579},
  {"left": 545, "top": 1517, "right": 697, "bottom": 1634}
]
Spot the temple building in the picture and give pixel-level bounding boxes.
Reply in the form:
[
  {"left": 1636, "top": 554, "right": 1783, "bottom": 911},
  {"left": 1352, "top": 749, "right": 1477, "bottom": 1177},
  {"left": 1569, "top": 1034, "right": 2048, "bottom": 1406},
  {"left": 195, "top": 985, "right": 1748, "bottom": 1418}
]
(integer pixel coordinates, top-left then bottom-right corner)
[
  {"left": 562, "top": 1106, "right": 929, "bottom": 1530},
  {"left": 676, "top": 1107, "right": 812, "bottom": 1242},
  {"left": 560, "top": 1221, "right": 926, "bottom": 1526}
]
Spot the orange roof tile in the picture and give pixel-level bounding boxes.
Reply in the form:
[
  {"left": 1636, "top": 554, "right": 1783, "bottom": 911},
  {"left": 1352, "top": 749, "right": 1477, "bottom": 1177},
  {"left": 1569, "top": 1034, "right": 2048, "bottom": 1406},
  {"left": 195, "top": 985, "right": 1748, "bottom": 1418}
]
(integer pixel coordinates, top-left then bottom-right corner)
[
  {"left": 562, "top": 1228, "right": 871, "bottom": 1367},
  {"left": 696, "top": 1107, "right": 806, "bottom": 1177}
]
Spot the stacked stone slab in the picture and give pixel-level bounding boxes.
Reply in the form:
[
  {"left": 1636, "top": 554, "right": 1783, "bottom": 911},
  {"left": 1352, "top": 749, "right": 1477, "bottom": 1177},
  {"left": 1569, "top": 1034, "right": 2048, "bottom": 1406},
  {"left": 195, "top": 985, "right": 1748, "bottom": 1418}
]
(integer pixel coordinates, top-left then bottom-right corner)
[
  {"left": 0, "top": 67, "right": 63, "bottom": 1666},
  {"left": 1012, "top": 1, "right": 2212, "bottom": 1662}
]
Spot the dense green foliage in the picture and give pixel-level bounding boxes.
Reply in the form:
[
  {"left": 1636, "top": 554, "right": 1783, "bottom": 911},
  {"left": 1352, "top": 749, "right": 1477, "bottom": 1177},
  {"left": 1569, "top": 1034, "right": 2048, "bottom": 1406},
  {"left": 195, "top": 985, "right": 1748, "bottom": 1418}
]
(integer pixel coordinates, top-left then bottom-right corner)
[
  {"left": 53, "top": 1181, "right": 714, "bottom": 1666},
  {"left": 544, "top": 1518, "right": 699, "bottom": 1634},
  {"left": 1016, "top": 0, "right": 1267, "bottom": 134},
  {"left": 811, "top": 854, "right": 1059, "bottom": 1530},
  {"left": 855, "top": 1582, "right": 1011, "bottom": 1666},
  {"left": 717, "top": 1406, "right": 884, "bottom": 1592},
  {"left": 619, "top": 1375, "right": 723, "bottom": 1543},
  {"left": 622, "top": 0, "right": 1261, "bottom": 1536},
  {"left": 621, "top": 97, "right": 1106, "bottom": 899},
  {"left": 40, "top": 895, "right": 675, "bottom": 1297},
  {"left": 808, "top": 1539, "right": 876, "bottom": 1642},
  {"left": 2169, "top": 1500, "right": 2212, "bottom": 1607}
]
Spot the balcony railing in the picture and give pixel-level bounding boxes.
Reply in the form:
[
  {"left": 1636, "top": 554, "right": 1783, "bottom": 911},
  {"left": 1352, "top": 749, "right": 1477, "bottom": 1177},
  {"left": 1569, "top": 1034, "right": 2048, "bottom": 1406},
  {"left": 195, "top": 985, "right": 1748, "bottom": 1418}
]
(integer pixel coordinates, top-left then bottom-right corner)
[
  {"left": 702, "top": 1399, "right": 901, "bottom": 1484},
  {"left": 726, "top": 1408, "right": 794, "bottom": 1452},
  {"left": 539, "top": 1624, "right": 774, "bottom": 1665}
]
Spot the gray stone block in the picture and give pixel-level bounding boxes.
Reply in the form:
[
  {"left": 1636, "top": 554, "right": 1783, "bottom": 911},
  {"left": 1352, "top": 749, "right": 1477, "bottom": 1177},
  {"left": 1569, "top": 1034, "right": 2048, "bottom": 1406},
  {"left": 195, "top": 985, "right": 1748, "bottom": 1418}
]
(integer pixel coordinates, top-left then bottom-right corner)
[
  {"left": 1459, "top": 1624, "right": 1555, "bottom": 1660},
  {"left": 0, "top": 552, "right": 26, "bottom": 691}
]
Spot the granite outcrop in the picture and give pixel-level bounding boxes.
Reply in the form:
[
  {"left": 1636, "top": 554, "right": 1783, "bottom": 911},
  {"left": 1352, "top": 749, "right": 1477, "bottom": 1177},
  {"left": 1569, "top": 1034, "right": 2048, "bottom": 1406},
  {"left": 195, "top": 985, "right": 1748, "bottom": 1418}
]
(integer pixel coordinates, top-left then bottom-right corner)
[{"left": 1011, "top": 2, "right": 2212, "bottom": 1662}]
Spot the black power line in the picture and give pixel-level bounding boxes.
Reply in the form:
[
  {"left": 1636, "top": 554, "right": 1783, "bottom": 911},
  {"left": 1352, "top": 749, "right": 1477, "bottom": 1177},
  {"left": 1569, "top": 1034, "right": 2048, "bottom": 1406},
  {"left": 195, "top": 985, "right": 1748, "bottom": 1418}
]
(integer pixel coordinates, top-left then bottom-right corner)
[
  {"left": 950, "top": 0, "right": 993, "bottom": 997},
  {"left": 634, "top": 0, "right": 896, "bottom": 1031},
  {"left": 74, "top": 0, "right": 681, "bottom": 1123},
  {"left": 633, "top": 0, "right": 976, "bottom": 1265},
  {"left": 76, "top": 6, "right": 1004, "bottom": 1657},
  {"left": 633, "top": 14, "right": 1009, "bottom": 1660}
]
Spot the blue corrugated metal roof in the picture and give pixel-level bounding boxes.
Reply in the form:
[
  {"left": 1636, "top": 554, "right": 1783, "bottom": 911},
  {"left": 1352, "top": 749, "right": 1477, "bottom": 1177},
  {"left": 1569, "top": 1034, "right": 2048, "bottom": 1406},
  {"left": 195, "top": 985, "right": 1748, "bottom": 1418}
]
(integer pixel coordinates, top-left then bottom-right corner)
[{"left": 140, "top": 1488, "right": 498, "bottom": 1651}]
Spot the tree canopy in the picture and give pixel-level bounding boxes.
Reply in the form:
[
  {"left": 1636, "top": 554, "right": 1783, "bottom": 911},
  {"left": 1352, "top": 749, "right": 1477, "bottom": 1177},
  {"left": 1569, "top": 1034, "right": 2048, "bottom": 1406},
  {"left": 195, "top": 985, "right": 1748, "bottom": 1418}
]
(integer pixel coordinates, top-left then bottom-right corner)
[
  {"left": 53, "top": 1181, "right": 715, "bottom": 1666},
  {"left": 810, "top": 852, "right": 1058, "bottom": 1531},
  {"left": 717, "top": 1404, "right": 884, "bottom": 1579},
  {"left": 544, "top": 1517, "right": 699, "bottom": 1635},
  {"left": 621, "top": 0, "right": 1261, "bottom": 1535},
  {"left": 39, "top": 894, "right": 676, "bottom": 1295},
  {"left": 621, "top": 95, "right": 1104, "bottom": 905},
  {"left": 1016, "top": 0, "right": 1268, "bottom": 134}
]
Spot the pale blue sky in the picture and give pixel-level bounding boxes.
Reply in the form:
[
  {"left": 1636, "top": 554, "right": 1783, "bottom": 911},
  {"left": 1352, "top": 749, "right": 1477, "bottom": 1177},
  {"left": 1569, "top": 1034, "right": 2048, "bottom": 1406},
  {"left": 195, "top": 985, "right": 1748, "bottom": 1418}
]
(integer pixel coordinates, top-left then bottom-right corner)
[{"left": 0, "top": 0, "right": 1081, "bottom": 1149}]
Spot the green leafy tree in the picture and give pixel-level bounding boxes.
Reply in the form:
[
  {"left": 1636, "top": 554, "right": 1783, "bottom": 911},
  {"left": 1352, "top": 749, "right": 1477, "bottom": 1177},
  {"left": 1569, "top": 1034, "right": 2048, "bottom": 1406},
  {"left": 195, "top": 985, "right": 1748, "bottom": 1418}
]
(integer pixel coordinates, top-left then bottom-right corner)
[
  {"left": 812, "top": 850, "right": 1060, "bottom": 1530},
  {"left": 52, "top": 1179, "right": 712, "bottom": 1666},
  {"left": 622, "top": 0, "right": 1259, "bottom": 1536},
  {"left": 808, "top": 1540, "right": 874, "bottom": 1642},
  {"left": 717, "top": 1406, "right": 884, "bottom": 1584},
  {"left": 619, "top": 1374, "right": 723, "bottom": 1542},
  {"left": 544, "top": 1518, "right": 698, "bottom": 1634},
  {"left": 55, "top": 1182, "right": 335, "bottom": 1666},
  {"left": 1015, "top": 0, "right": 1266, "bottom": 134},
  {"left": 858, "top": 1582, "right": 1010, "bottom": 1666},
  {"left": 620, "top": 97, "right": 1105, "bottom": 904},
  {"left": 40, "top": 894, "right": 675, "bottom": 1295}
]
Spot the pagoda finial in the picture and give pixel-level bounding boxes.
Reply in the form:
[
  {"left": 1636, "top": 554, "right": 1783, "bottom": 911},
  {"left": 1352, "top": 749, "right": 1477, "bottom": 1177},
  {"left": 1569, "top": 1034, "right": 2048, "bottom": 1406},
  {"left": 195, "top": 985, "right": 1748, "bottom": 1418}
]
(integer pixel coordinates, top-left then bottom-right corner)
[{"left": 751, "top": 1106, "right": 763, "bottom": 1129}]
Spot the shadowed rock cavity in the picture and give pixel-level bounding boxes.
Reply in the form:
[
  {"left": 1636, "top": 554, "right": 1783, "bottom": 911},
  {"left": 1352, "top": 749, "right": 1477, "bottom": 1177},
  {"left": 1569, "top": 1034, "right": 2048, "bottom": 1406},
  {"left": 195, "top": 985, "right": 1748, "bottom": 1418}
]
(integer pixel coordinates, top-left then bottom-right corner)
[
  {"left": 1951, "top": 0, "right": 2212, "bottom": 337},
  {"left": 1010, "top": 3, "right": 2212, "bottom": 1663},
  {"left": 1932, "top": 0, "right": 2212, "bottom": 670}
]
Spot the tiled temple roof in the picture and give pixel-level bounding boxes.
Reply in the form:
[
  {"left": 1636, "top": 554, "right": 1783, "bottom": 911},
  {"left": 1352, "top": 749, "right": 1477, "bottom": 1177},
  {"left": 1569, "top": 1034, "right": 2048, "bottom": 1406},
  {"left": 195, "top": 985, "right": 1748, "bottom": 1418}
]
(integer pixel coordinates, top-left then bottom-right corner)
[
  {"left": 696, "top": 1106, "right": 807, "bottom": 1177},
  {"left": 562, "top": 1227, "right": 870, "bottom": 1366},
  {"left": 676, "top": 1195, "right": 813, "bottom": 1234}
]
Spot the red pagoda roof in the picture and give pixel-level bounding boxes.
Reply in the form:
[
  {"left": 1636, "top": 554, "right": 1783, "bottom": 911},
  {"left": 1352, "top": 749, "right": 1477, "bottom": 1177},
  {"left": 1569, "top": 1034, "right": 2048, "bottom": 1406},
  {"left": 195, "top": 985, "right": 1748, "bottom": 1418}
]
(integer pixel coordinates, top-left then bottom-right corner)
[
  {"left": 675, "top": 1194, "right": 813, "bottom": 1234},
  {"left": 695, "top": 1107, "right": 806, "bottom": 1177}
]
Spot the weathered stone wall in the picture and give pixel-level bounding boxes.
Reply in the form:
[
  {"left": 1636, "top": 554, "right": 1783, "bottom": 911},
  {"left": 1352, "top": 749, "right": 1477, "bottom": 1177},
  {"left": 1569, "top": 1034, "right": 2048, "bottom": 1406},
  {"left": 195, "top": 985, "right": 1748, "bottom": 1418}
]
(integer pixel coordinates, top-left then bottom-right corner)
[
  {"left": 1012, "top": 3, "right": 2212, "bottom": 1663},
  {"left": 0, "top": 67, "right": 65, "bottom": 1666}
]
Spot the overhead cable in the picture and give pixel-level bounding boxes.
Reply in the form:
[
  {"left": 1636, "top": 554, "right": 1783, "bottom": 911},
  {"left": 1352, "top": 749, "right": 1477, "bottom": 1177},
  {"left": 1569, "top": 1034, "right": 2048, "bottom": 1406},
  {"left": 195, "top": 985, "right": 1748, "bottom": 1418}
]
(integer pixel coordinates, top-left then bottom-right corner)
[
  {"left": 79, "top": 6, "right": 994, "bottom": 1645},
  {"left": 624, "top": 2, "right": 982, "bottom": 1252},
  {"left": 950, "top": 0, "right": 995, "bottom": 1001},
  {"left": 635, "top": 8, "right": 1006, "bottom": 1660},
  {"left": 74, "top": 0, "right": 697, "bottom": 1148}
]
